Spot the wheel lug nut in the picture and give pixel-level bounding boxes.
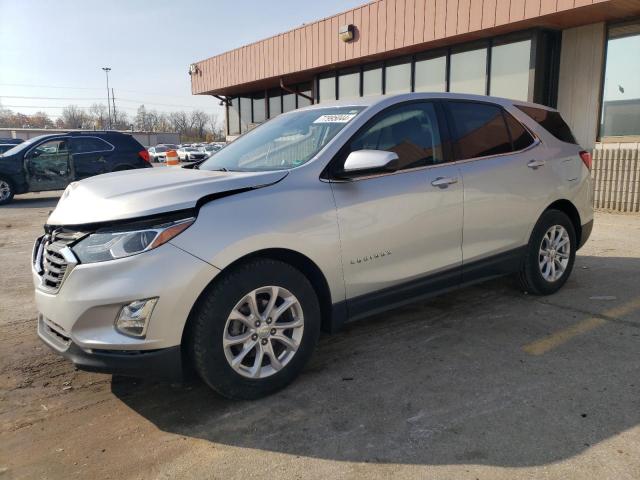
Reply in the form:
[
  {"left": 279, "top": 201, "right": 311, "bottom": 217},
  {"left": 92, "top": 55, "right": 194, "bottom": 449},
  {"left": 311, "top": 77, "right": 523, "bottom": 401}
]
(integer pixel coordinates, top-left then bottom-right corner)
[
  {"left": 270, "top": 328, "right": 276, "bottom": 335},
  {"left": 261, "top": 339, "right": 268, "bottom": 345},
  {"left": 266, "top": 317, "right": 272, "bottom": 324},
  {"left": 251, "top": 334, "right": 258, "bottom": 341},
  {"left": 255, "top": 320, "right": 260, "bottom": 327}
]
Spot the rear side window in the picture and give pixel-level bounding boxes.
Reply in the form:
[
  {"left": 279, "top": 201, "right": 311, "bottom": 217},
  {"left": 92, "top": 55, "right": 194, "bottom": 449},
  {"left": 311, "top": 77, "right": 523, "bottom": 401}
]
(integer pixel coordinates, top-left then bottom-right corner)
[
  {"left": 504, "top": 111, "right": 535, "bottom": 150},
  {"left": 71, "top": 137, "right": 112, "bottom": 153},
  {"left": 447, "top": 102, "right": 511, "bottom": 160},
  {"left": 348, "top": 102, "right": 444, "bottom": 170},
  {"left": 515, "top": 105, "right": 577, "bottom": 144}
]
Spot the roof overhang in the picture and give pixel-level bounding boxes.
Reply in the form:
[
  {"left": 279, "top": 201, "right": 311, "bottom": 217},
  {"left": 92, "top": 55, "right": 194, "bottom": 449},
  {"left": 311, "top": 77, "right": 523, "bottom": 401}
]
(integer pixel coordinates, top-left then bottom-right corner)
[{"left": 190, "top": 0, "right": 640, "bottom": 97}]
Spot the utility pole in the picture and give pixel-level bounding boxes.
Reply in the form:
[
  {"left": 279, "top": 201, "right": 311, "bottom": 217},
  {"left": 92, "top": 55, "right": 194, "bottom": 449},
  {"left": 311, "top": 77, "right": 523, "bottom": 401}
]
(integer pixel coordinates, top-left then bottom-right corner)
[
  {"left": 102, "top": 67, "right": 112, "bottom": 129},
  {"left": 111, "top": 88, "right": 117, "bottom": 128}
]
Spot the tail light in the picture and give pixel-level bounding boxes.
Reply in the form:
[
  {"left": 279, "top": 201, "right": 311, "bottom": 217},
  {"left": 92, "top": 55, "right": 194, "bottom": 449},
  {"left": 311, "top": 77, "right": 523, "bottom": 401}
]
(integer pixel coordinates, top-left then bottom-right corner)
[
  {"left": 579, "top": 150, "right": 592, "bottom": 171},
  {"left": 138, "top": 150, "right": 150, "bottom": 163}
]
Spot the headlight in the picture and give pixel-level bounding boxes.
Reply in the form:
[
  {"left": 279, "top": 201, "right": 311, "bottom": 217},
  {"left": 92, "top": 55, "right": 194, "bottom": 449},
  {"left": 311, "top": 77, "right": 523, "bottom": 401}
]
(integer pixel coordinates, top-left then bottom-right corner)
[{"left": 72, "top": 217, "right": 194, "bottom": 264}]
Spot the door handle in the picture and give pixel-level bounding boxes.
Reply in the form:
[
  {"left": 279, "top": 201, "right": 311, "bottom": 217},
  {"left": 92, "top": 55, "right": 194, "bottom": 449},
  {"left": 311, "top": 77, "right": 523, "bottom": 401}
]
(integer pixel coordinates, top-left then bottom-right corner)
[
  {"left": 527, "top": 159, "right": 546, "bottom": 169},
  {"left": 431, "top": 176, "right": 458, "bottom": 188}
]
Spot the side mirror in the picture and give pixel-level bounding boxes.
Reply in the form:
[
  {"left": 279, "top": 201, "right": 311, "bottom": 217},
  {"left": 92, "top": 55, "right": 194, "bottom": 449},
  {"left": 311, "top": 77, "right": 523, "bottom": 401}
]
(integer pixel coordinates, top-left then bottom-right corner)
[{"left": 342, "top": 150, "right": 399, "bottom": 176}]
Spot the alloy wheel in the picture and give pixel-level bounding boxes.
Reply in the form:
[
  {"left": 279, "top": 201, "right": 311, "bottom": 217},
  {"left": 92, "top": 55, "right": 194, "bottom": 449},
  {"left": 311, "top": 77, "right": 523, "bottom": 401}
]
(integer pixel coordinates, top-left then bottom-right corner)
[
  {"left": 223, "top": 286, "right": 304, "bottom": 379},
  {"left": 538, "top": 225, "right": 570, "bottom": 282}
]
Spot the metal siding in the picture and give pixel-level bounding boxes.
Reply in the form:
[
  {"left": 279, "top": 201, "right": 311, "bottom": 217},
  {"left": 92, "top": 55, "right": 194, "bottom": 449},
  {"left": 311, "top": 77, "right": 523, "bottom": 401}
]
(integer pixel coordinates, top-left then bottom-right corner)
[
  {"left": 469, "top": 0, "right": 484, "bottom": 30},
  {"left": 414, "top": 0, "right": 426, "bottom": 43},
  {"left": 192, "top": 0, "right": 638, "bottom": 95},
  {"left": 458, "top": 0, "right": 471, "bottom": 34}
]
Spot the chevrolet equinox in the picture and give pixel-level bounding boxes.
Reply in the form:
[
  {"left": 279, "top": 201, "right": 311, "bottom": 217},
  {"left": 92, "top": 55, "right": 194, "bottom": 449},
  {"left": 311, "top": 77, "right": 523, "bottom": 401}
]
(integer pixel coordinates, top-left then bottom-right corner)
[{"left": 33, "top": 93, "right": 594, "bottom": 399}]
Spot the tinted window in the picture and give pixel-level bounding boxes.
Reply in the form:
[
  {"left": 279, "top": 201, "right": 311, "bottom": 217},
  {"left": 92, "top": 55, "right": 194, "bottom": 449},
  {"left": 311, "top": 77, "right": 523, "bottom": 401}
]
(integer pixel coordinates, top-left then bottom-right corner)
[
  {"left": 252, "top": 93, "right": 265, "bottom": 124},
  {"left": 448, "top": 102, "right": 511, "bottom": 159},
  {"left": 414, "top": 55, "right": 446, "bottom": 93},
  {"left": 516, "top": 105, "right": 577, "bottom": 144},
  {"left": 385, "top": 58, "right": 411, "bottom": 94},
  {"left": 348, "top": 102, "right": 444, "bottom": 170},
  {"left": 490, "top": 40, "right": 531, "bottom": 101},
  {"left": 239, "top": 96, "right": 251, "bottom": 133},
  {"left": 268, "top": 89, "right": 282, "bottom": 118},
  {"left": 363, "top": 64, "right": 383, "bottom": 96},
  {"left": 338, "top": 69, "right": 360, "bottom": 100},
  {"left": 450, "top": 48, "right": 487, "bottom": 95},
  {"left": 228, "top": 97, "right": 240, "bottom": 135},
  {"left": 504, "top": 112, "right": 535, "bottom": 150},
  {"left": 297, "top": 82, "right": 313, "bottom": 108},
  {"left": 72, "top": 137, "right": 111, "bottom": 153},
  {"left": 600, "top": 23, "right": 640, "bottom": 136},
  {"left": 318, "top": 75, "right": 336, "bottom": 103},
  {"left": 282, "top": 92, "right": 295, "bottom": 113}
]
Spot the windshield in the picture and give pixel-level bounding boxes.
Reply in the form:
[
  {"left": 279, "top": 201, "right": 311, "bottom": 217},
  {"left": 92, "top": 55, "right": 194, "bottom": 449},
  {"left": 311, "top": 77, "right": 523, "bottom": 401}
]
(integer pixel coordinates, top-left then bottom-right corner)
[
  {"left": 1, "top": 135, "right": 48, "bottom": 156},
  {"left": 199, "top": 106, "right": 365, "bottom": 172},
  {"left": 155, "top": 146, "right": 168, "bottom": 152}
]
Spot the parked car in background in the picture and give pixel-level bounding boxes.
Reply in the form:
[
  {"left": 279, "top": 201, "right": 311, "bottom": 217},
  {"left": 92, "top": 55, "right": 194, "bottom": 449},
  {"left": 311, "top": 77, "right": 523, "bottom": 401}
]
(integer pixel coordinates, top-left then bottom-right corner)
[
  {"left": 0, "top": 144, "right": 16, "bottom": 154},
  {"left": 177, "top": 146, "right": 206, "bottom": 161},
  {"left": 33, "top": 93, "right": 593, "bottom": 400},
  {"left": 148, "top": 145, "right": 168, "bottom": 163},
  {"left": 163, "top": 144, "right": 179, "bottom": 150},
  {"left": 0, "top": 131, "right": 151, "bottom": 204},
  {"left": 202, "top": 145, "right": 218, "bottom": 158}
]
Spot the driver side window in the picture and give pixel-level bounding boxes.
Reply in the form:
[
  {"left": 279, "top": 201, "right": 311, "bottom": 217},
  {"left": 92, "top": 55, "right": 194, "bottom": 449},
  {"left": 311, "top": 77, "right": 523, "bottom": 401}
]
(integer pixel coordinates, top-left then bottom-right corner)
[
  {"left": 348, "top": 102, "right": 444, "bottom": 171},
  {"left": 29, "top": 139, "right": 70, "bottom": 160},
  {"left": 27, "top": 139, "right": 70, "bottom": 177}
]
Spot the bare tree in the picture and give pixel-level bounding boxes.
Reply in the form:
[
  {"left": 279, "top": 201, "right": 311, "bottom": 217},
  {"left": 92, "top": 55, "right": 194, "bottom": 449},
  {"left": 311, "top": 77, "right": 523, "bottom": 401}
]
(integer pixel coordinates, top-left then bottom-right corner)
[
  {"left": 169, "top": 111, "right": 189, "bottom": 133},
  {"left": 208, "top": 113, "right": 224, "bottom": 141},
  {"left": 190, "top": 110, "right": 208, "bottom": 139},
  {"left": 89, "top": 103, "right": 108, "bottom": 129},
  {"left": 61, "top": 105, "right": 89, "bottom": 129}
]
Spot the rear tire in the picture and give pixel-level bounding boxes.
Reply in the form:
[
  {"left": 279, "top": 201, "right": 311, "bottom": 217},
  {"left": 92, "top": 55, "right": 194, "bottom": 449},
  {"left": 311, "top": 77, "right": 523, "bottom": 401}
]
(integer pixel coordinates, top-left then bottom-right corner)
[
  {"left": 0, "top": 177, "right": 15, "bottom": 205},
  {"left": 187, "top": 258, "right": 321, "bottom": 400},
  {"left": 518, "top": 209, "right": 576, "bottom": 295}
]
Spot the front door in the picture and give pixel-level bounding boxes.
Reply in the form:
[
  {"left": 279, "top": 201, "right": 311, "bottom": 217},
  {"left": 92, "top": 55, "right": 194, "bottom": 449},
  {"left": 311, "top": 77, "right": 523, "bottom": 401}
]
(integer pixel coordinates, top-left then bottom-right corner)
[
  {"left": 328, "top": 101, "right": 463, "bottom": 318},
  {"left": 25, "top": 138, "right": 72, "bottom": 191}
]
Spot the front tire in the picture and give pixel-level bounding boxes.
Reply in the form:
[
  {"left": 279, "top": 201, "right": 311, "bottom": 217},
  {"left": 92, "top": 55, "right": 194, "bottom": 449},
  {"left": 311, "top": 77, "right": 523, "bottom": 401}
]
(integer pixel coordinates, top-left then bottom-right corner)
[
  {"left": 518, "top": 209, "right": 576, "bottom": 295},
  {"left": 187, "top": 258, "right": 321, "bottom": 399},
  {"left": 0, "top": 177, "right": 15, "bottom": 205}
]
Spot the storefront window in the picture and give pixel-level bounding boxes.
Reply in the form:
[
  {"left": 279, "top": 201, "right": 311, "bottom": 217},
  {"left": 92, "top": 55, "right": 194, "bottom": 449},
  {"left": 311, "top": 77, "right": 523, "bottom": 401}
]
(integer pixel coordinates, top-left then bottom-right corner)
[
  {"left": 338, "top": 69, "right": 360, "bottom": 100},
  {"left": 282, "top": 92, "right": 296, "bottom": 112},
  {"left": 601, "top": 23, "right": 640, "bottom": 137},
  {"left": 227, "top": 97, "right": 240, "bottom": 136},
  {"left": 363, "top": 64, "right": 383, "bottom": 96},
  {"left": 239, "top": 96, "right": 251, "bottom": 133},
  {"left": 268, "top": 89, "right": 282, "bottom": 119},
  {"left": 319, "top": 75, "right": 336, "bottom": 103},
  {"left": 414, "top": 54, "right": 446, "bottom": 92},
  {"left": 490, "top": 39, "right": 531, "bottom": 101},
  {"left": 297, "top": 82, "right": 313, "bottom": 108},
  {"left": 252, "top": 92, "right": 265, "bottom": 124},
  {"left": 385, "top": 58, "right": 411, "bottom": 94},
  {"left": 450, "top": 47, "right": 487, "bottom": 95}
]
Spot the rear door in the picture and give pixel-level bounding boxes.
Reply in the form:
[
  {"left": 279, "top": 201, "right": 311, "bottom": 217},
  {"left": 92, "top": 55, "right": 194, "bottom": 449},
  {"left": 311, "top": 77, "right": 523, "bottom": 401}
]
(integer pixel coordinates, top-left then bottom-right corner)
[
  {"left": 444, "top": 101, "right": 557, "bottom": 279},
  {"left": 70, "top": 136, "right": 114, "bottom": 180},
  {"left": 25, "top": 138, "right": 72, "bottom": 191},
  {"left": 328, "top": 101, "right": 463, "bottom": 316}
]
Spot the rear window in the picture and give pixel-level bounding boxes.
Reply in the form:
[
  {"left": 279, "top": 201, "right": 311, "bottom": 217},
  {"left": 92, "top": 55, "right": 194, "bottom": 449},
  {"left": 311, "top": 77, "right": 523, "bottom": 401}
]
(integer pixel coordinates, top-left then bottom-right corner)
[
  {"left": 515, "top": 105, "right": 577, "bottom": 144},
  {"left": 447, "top": 102, "right": 512, "bottom": 160},
  {"left": 504, "top": 111, "right": 535, "bottom": 150}
]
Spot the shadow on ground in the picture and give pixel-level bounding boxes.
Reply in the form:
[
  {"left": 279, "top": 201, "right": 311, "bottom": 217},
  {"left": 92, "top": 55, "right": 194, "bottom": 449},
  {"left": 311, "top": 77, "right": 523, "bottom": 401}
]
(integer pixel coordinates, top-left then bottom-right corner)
[{"left": 112, "top": 254, "right": 640, "bottom": 466}]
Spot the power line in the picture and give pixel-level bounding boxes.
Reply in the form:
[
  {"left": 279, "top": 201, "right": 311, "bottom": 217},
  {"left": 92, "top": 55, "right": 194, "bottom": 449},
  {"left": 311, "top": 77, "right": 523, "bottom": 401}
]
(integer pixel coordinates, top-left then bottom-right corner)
[
  {"left": 0, "top": 83, "right": 202, "bottom": 99},
  {"left": 1, "top": 95, "right": 212, "bottom": 109}
]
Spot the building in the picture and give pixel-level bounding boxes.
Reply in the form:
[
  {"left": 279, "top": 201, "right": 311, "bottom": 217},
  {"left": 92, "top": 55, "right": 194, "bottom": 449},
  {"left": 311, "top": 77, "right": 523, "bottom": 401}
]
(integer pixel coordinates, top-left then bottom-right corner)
[
  {"left": 0, "top": 128, "right": 180, "bottom": 147},
  {"left": 191, "top": 0, "right": 640, "bottom": 211}
]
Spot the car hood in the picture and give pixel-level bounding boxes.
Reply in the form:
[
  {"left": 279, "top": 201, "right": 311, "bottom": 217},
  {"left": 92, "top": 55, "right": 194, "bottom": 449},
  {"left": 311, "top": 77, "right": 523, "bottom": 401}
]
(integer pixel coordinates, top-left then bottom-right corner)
[{"left": 47, "top": 167, "right": 288, "bottom": 226}]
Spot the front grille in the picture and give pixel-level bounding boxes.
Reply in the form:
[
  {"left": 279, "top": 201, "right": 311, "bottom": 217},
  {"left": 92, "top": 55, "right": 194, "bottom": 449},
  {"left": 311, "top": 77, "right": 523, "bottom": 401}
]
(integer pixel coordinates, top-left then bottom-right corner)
[{"left": 34, "top": 229, "right": 84, "bottom": 293}]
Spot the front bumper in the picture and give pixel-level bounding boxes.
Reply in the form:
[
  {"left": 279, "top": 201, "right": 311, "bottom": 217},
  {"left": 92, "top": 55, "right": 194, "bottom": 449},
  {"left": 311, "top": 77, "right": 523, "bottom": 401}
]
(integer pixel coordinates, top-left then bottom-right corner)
[
  {"left": 38, "top": 315, "right": 183, "bottom": 379},
  {"left": 33, "top": 240, "right": 219, "bottom": 354}
]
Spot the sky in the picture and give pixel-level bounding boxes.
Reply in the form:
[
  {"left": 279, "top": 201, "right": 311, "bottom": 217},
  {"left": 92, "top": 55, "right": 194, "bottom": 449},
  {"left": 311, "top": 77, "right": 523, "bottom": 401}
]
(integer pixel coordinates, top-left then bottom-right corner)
[{"left": 0, "top": 0, "right": 363, "bottom": 122}]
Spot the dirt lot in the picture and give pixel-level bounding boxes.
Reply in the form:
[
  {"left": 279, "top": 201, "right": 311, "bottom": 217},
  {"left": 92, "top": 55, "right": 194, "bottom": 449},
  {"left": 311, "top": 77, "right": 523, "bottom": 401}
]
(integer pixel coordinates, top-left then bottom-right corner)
[{"left": 1, "top": 192, "right": 639, "bottom": 480}]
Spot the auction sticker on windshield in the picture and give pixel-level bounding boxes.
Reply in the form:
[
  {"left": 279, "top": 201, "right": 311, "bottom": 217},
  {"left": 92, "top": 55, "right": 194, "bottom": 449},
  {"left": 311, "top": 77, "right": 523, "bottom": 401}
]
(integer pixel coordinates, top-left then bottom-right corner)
[{"left": 313, "top": 113, "right": 357, "bottom": 123}]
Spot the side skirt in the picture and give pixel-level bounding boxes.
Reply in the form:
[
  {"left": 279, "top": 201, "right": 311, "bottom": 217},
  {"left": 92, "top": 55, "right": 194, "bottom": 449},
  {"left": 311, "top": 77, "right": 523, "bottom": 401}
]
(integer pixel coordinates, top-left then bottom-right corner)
[{"left": 329, "top": 246, "right": 526, "bottom": 331}]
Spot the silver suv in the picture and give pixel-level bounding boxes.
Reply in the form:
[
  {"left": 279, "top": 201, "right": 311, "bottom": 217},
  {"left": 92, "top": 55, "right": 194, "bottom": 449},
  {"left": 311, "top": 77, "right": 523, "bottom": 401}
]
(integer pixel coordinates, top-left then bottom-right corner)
[{"left": 33, "top": 93, "right": 594, "bottom": 399}]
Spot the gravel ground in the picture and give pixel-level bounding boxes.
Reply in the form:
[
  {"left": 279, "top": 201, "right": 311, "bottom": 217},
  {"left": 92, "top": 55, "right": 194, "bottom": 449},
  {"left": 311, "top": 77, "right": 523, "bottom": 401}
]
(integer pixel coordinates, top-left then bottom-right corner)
[{"left": 1, "top": 192, "right": 639, "bottom": 479}]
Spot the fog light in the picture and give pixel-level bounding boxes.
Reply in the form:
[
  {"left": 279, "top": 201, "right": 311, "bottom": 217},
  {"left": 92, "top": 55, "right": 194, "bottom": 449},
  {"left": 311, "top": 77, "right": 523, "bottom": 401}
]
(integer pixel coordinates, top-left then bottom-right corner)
[{"left": 115, "top": 298, "right": 158, "bottom": 337}]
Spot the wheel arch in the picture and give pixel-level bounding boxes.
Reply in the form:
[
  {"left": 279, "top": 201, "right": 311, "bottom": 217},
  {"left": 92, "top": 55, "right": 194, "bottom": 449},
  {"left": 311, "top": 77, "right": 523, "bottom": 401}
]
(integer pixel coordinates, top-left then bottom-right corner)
[
  {"left": 182, "top": 248, "right": 336, "bottom": 349},
  {"left": 544, "top": 199, "right": 582, "bottom": 247}
]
